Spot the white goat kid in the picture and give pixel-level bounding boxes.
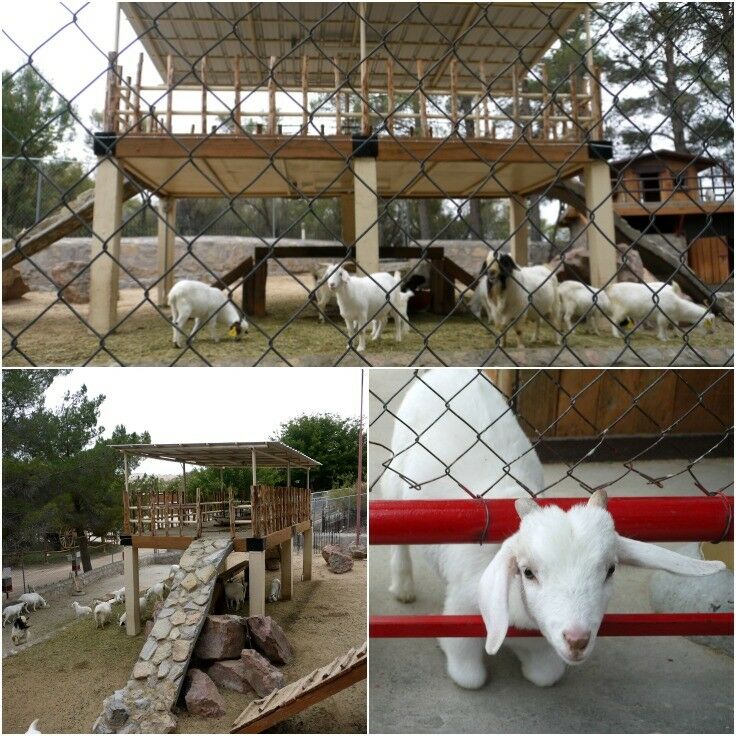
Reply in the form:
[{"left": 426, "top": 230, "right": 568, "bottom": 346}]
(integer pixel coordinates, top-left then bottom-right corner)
[
  {"left": 93, "top": 601, "right": 113, "bottom": 629},
  {"left": 18, "top": 592, "right": 49, "bottom": 611},
  {"left": 25, "top": 719, "right": 41, "bottom": 734},
  {"left": 268, "top": 578, "right": 282, "bottom": 603},
  {"left": 383, "top": 369, "right": 725, "bottom": 690},
  {"left": 2, "top": 602, "right": 28, "bottom": 626},
  {"left": 483, "top": 255, "right": 561, "bottom": 347},
  {"left": 110, "top": 587, "right": 125, "bottom": 604},
  {"left": 168, "top": 280, "right": 249, "bottom": 348},
  {"left": 558, "top": 280, "right": 613, "bottom": 336},
  {"left": 607, "top": 282, "right": 716, "bottom": 342},
  {"left": 224, "top": 578, "right": 246, "bottom": 611},
  {"left": 325, "top": 266, "right": 401, "bottom": 352},
  {"left": 144, "top": 581, "right": 168, "bottom": 605},
  {"left": 371, "top": 273, "right": 414, "bottom": 343},
  {"left": 71, "top": 601, "right": 93, "bottom": 619}
]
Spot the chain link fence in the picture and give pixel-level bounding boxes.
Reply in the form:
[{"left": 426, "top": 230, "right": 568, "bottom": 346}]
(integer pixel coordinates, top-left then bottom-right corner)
[
  {"left": 295, "top": 487, "right": 368, "bottom": 552},
  {"left": 2, "top": 3, "right": 733, "bottom": 366},
  {"left": 370, "top": 368, "right": 733, "bottom": 503}
]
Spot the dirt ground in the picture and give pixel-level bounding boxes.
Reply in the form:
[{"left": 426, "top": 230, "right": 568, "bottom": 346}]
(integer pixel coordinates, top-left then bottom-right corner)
[
  {"left": 3, "top": 277, "right": 731, "bottom": 366},
  {"left": 2, "top": 553, "right": 367, "bottom": 735}
]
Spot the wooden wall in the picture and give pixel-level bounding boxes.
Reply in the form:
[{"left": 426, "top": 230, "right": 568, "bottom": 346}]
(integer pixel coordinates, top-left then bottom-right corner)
[{"left": 488, "top": 369, "right": 732, "bottom": 439}]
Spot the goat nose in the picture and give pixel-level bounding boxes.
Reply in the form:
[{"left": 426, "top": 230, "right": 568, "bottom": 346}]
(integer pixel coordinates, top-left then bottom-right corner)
[{"left": 563, "top": 629, "right": 591, "bottom": 651}]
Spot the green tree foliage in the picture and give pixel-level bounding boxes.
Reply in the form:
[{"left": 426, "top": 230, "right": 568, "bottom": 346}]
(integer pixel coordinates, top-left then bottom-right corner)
[{"left": 2, "top": 371, "right": 150, "bottom": 570}]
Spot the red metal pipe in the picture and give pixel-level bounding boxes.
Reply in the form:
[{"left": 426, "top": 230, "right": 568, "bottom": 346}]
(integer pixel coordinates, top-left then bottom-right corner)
[
  {"left": 370, "top": 496, "right": 734, "bottom": 544},
  {"left": 370, "top": 613, "right": 735, "bottom": 638}
]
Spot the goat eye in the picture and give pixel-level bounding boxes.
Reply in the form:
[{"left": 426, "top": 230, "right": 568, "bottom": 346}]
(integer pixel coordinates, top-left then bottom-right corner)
[
  {"left": 606, "top": 564, "right": 616, "bottom": 579},
  {"left": 523, "top": 568, "right": 536, "bottom": 581}
]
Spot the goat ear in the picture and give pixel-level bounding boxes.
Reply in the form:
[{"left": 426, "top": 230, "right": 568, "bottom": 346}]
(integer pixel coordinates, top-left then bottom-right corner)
[
  {"left": 478, "top": 534, "right": 518, "bottom": 655},
  {"left": 499, "top": 254, "right": 519, "bottom": 273},
  {"left": 615, "top": 536, "right": 726, "bottom": 575},
  {"left": 587, "top": 489, "right": 608, "bottom": 509},
  {"left": 515, "top": 497, "right": 539, "bottom": 518}
]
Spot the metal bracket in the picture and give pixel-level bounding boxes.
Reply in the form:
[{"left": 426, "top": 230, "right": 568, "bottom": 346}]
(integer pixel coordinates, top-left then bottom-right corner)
[
  {"left": 588, "top": 140, "right": 614, "bottom": 161},
  {"left": 92, "top": 131, "right": 118, "bottom": 156},
  {"left": 352, "top": 133, "right": 379, "bottom": 158},
  {"left": 246, "top": 537, "right": 266, "bottom": 552},
  {"left": 119, "top": 534, "right": 133, "bottom": 547}
]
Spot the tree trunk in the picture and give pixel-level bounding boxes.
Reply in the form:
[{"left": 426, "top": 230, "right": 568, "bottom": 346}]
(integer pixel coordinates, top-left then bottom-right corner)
[
  {"left": 460, "top": 98, "right": 483, "bottom": 239},
  {"left": 76, "top": 528, "right": 92, "bottom": 573},
  {"left": 418, "top": 200, "right": 431, "bottom": 240},
  {"left": 663, "top": 36, "right": 687, "bottom": 152}
]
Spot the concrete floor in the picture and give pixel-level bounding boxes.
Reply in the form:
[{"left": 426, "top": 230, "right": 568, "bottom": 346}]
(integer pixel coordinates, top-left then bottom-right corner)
[{"left": 369, "top": 459, "right": 734, "bottom": 734}]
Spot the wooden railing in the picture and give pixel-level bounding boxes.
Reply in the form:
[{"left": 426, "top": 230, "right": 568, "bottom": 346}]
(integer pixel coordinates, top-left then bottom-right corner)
[
  {"left": 251, "top": 486, "right": 312, "bottom": 538},
  {"left": 613, "top": 176, "right": 734, "bottom": 205},
  {"left": 104, "top": 52, "right": 602, "bottom": 143}
]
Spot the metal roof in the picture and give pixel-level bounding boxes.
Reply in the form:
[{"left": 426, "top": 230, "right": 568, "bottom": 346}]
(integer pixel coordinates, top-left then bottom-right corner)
[
  {"left": 110, "top": 441, "right": 321, "bottom": 468},
  {"left": 121, "top": 2, "right": 584, "bottom": 91}
]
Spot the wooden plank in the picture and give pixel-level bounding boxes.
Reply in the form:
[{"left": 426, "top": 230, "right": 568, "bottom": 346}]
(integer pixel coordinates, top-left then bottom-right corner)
[
  {"left": 156, "top": 198, "right": 177, "bottom": 307},
  {"left": 354, "top": 157, "right": 380, "bottom": 274},
  {"left": 211, "top": 255, "right": 254, "bottom": 291},
  {"left": 231, "top": 644, "right": 367, "bottom": 733},
  {"left": 442, "top": 257, "right": 476, "bottom": 288},
  {"left": 515, "top": 370, "right": 561, "bottom": 439},
  {"left": 123, "top": 547, "right": 141, "bottom": 636},
  {"left": 132, "top": 535, "right": 192, "bottom": 550},
  {"left": 555, "top": 370, "right": 604, "bottom": 438},
  {"left": 585, "top": 160, "right": 617, "bottom": 287},
  {"left": 509, "top": 196, "right": 529, "bottom": 266}
]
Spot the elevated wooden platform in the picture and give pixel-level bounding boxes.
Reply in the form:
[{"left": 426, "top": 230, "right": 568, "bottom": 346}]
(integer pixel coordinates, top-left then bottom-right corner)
[{"left": 231, "top": 642, "right": 367, "bottom": 733}]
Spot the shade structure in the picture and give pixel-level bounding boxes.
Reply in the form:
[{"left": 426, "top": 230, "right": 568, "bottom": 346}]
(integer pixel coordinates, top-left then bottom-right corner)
[{"left": 111, "top": 441, "right": 321, "bottom": 468}]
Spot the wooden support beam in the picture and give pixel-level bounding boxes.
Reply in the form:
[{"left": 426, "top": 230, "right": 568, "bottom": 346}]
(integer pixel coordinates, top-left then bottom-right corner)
[
  {"left": 450, "top": 58, "right": 458, "bottom": 134},
  {"left": 132, "top": 534, "right": 192, "bottom": 550},
  {"left": 386, "top": 56, "right": 394, "bottom": 135},
  {"left": 166, "top": 54, "right": 174, "bottom": 131},
  {"left": 334, "top": 57, "right": 342, "bottom": 134},
  {"left": 200, "top": 56, "right": 207, "bottom": 135},
  {"left": 248, "top": 550, "right": 266, "bottom": 617},
  {"left": 302, "top": 55, "right": 309, "bottom": 135},
  {"left": 123, "top": 452, "right": 131, "bottom": 534},
  {"left": 156, "top": 198, "right": 177, "bottom": 306},
  {"left": 303, "top": 526, "right": 313, "bottom": 582},
  {"left": 279, "top": 537, "right": 293, "bottom": 601},
  {"left": 341, "top": 193, "right": 355, "bottom": 247},
  {"left": 512, "top": 64, "right": 520, "bottom": 136},
  {"left": 353, "top": 159, "right": 379, "bottom": 274},
  {"left": 585, "top": 159, "right": 617, "bottom": 287},
  {"left": 417, "top": 59, "right": 428, "bottom": 137},
  {"left": 233, "top": 55, "right": 242, "bottom": 129},
  {"left": 134, "top": 52, "right": 143, "bottom": 132},
  {"left": 89, "top": 158, "right": 123, "bottom": 334},
  {"left": 509, "top": 196, "right": 529, "bottom": 266},
  {"left": 480, "top": 61, "right": 489, "bottom": 138},
  {"left": 268, "top": 55, "right": 277, "bottom": 135},
  {"left": 123, "top": 546, "right": 141, "bottom": 636},
  {"left": 359, "top": 2, "right": 370, "bottom": 135}
]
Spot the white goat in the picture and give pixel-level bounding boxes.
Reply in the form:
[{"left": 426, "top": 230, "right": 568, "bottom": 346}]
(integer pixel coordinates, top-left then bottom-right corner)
[
  {"left": 607, "top": 282, "right": 716, "bottom": 341},
  {"left": 71, "top": 601, "right": 93, "bottom": 619},
  {"left": 483, "top": 255, "right": 561, "bottom": 347},
  {"left": 224, "top": 578, "right": 246, "bottom": 611},
  {"left": 167, "top": 280, "right": 249, "bottom": 349},
  {"left": 2, "top": 602, "right": 28, "bottom": 626},
  {"left": 11, "top": 614, "right": 30, "bottom": 646},
  {"left": 110, "top": 587, "right": 125, "bottom": 604},
  {"left": 383, "top": 369, "right": 725, "bottom": 689},
  {"left": 268, "top": 578, "right": 282, "bottom": 603},
  {"left": 144, "top": 581, "right": 168, "bottom": 605},
  {"left": 325, "top": 265, "right": 401, "bottom": 352},
  {"left": 118, "top": 611, "right": 127, "bottom": 627},
  {"left": 93, "top": 601, "right": 113, "bottom": 629},
  {"left": 371, "top": 273, "right": 414, "bottom": 342},
  {"left": 25, "top": 719, "right": 41, "bottom": 734},
  {"left": 312, "top": 263, "right": 337, "bottom": 322},
  {"left": 558, "top": 280, "right": 613, "bottom": 336},
  {"left": 18, "top": 592, "right": 49, "bottom": 611},
  {"left": 168, "top": 564, "right": 180, "bottom": 580}
]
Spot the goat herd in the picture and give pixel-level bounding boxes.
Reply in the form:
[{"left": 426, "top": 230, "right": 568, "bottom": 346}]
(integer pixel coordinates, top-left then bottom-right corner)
[{"left": 166, "top": 254, "right": 718, "bottom": 353}]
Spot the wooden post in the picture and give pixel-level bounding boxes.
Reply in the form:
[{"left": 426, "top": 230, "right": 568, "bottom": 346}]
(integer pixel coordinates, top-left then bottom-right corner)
[
  {"left": 386, "top": 56, "right": 394, "bottom": 135},
  {"left": 229, "top": 486, "right": 235, "bottom": 537},
  {"left": 200, "top": 56, "right": 207, "bottom": 134},
  {"left": 268, "top": 55, "right": 277, "bottom": 135},
  {"left": 570, "top": 65, "right": 580, "bottom": 141},
  {"left": 251, "top": 448, "right": 257, "bottom": 484},
  {"left": 512, "top": 64, "right": 520, "bottom": 136},
  {"left": 166, "top": 54, "right": 174, "bottom": 131},
  {"left": 353, "top": 159, "right": 379, "bottom": 274},
  {"left": 156, "top": 198, "right": 177, "bottom": 306},
  {"left": 480, "top": 61, "right": 489, "bottom": 137},
  {"left": 302, "top": 55, "right": 309, "bottom": 135},
  {"left": 134, "top": 52, "right": 143, "bottom": 132},
  {"left": 542, "top": 65, "right": 550, "bottom": 140},
  {"left": 306, "top": 468, "right": 310, "bottom": 489},
  {"left": 591, "top": 64, "right": 603, "bottom": 139},
  {"left": 450, "top": 57, "right": 458, "bottom": 134},
  {"left": 341, "top": 194, "right": 356, "bottom": 246},
  {"left": 334, "top": 57, "right": 342, "bottom": 134},
  {"left": 585, "top": 160, "right": 617, "bottom": 287},
  {"left": 287, "top": 461, "right": 291, "bottom": 487},
  {"left": 89, "top": 158, "right": 123, "bottom": 334},
  {"left": 123, "top": 546, "right": 141, "bottom": 636},
  {"left": 123, "top": 452, "right": 131, "bottom": 534},
  {"left": 302, "top": 525, "right": 313, "bottom": 581},
  {"left": 248, "top": 550, "right": 266, "bottom": 617},
  {"left": 196, "top": 487, "right": 202, "bottom": 537},
  {"left": 179, "top": 463, "right": 185, "bottom": 534},
  {"left": 280, "top": 537, "right": 293, "bottom": 600},
  {"left": 359, "top": 2, "right": 370, "bottom": 135},
  {"left": 417, "top": 59, "right": 428, "bottom": 137},
  {"left": 509, "top": 196, "right": 529, "bottom": 266},
  {"left": 233, "top": 55, "right": 242, "bottom": 129}
]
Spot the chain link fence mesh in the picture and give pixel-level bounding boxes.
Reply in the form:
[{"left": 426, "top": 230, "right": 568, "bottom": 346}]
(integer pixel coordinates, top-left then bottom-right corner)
[
  {"left": 369, "top": 368, "right": 733, "bottom": 504},
  {"left": 2, "top": 2, "right": 733, "bottom": 366}
]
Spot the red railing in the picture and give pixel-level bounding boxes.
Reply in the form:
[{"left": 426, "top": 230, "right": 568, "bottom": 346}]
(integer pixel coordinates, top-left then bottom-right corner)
[{"left": 369, "top": 496, "right": 734, "bottom": 638}]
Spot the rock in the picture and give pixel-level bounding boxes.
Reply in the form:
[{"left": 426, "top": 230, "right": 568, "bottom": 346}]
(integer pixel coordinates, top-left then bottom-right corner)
[
  {"left": 184, "top": 669, "right": 226, "bottom": 718},
  {"left": 194, "top": 594, "right": 210, "bottom": 605},
  {"left": 247, "top": 615, "right": 294, "bottom": 664},
  {"left": 240, "top": 649, "right": 285, "bottom": 697},
  {"left": 348, "top": 543, "right": 367, "bottom": 559},
  {"left": 139, "top": 638, "right": 158, "bottom": 661},
  {"left": 152, "top": 601, "right": 164, "bottom": 619},
  {"left": 194, "top": 614, "right": 246, "bottom": 660},
  {"left": 144, "top": 620, "right": 154, "bottom": 638},
  {"left": 158, "top": 660, "right": 171, "bottom": 678},
  {"left": 208, "top": 659, "right": 254, "bottom": 694},
  {"left": 2, "top": 266, "right": 29, "bottom": 301},
  {"left": 151, "top": 641, "right": 172, "bottom": 665},
  {"left": 169, "top": 627, "right": 181, "bottom": 640},
  {"left": 322, "top": 545, "right": 354, "bottom": 574},
  {"left": 180, "top": 624, "right": 198, "bottom": 639},
  {"left": 150, "top": 618, "right": 172, "bottom": 640},
  {"left": 185, "top": 611, "right": 201, "bottom": 625},
  {"left": 133, "top": 661, "right": 155, "bottom": 679},
  {"left": 139, "top": 713, "right": 176, "bottom": 734},
  {"left": 50, "top": 260, "right": 89, "bottom": 303},
  {"left": 181, "top": 573, "right": 199, "bottom": 592},
  {"left": 170, "top": 610, "right": 186, "bottom": 626},
  {"left": 172, "top": 639, "right": 190, "bottom": 662},
  {"left": 157, "top": 607, "right": 174, "bottom": 618},
  {"left": 196, "top": 563, "right": 216, "bottom": 583}
]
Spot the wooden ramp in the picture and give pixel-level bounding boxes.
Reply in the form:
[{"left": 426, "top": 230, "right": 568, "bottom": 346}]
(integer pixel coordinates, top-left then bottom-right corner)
[
  {"left": 2, "top": 180, "right": 139, "bottom": 270},
  {"left": 230, "top": 642, "right": 367, "bottom": 734}
]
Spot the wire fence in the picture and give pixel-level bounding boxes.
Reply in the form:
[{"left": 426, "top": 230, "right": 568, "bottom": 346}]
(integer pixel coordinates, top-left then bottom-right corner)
[
  {"left": 2, "top": 2, "right": 733, "bottom": 366},
  {"left": 369, "top": 368, "right": 733, "bottom": 504},
  {"left": 296, "top": 488, "right": 368, "bottom": 552}
]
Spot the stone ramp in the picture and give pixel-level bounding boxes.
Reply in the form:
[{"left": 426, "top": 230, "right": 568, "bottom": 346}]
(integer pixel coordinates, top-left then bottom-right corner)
[
  {"left": 230, "top": 642, "right": 367, "bottom": 734},
  {"left": 93, "top": 535, "right": 234, "bottom": 734},
  {"left": 3, "top": 180, "right": 139, "bottom": 270}
]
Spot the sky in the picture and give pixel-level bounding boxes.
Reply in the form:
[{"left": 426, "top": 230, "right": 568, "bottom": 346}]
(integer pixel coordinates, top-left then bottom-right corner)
[{"left": 43, "top": 367, "right": 365, "bottom": 475}]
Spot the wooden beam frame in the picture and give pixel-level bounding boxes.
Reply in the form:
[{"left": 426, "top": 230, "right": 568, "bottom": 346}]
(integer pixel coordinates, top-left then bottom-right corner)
[{"left": 156, "top": 197, "right": 177, "bottom": 306}]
